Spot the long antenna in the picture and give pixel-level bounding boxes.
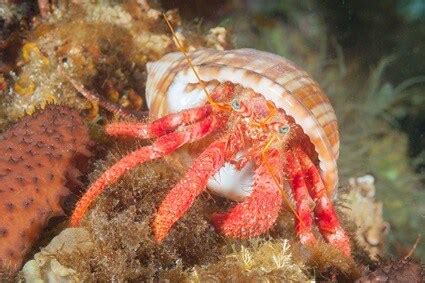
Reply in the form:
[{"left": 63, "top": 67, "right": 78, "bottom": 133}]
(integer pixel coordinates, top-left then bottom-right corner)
[
  {"left": 163, "top": 13, "right": 295, "bottom": 216},
  {"left": 162, "top": 13, "right": 219, "bottom": 108},
  {"left": 163, "top": 11, "right": 296, "bottom": 219}
]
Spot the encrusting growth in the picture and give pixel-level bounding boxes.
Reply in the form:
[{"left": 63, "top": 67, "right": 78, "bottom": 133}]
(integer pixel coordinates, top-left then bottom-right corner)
[{"left": 0, "top": 105, "right": 92, "bottom": 272}]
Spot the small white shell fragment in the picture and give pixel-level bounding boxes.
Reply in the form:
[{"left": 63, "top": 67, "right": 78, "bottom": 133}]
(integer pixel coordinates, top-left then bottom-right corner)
[{"left": 21, "top": 228, "right": 93, "bottom": 283}]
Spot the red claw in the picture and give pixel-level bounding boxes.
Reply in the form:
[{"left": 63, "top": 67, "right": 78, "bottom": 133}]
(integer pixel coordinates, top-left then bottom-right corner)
[
  {"left": 295, "top": 147, "right": 351, "bottom": 256},
  {"left": 153, "top": 135, "right": 239, "bottom": 242},
  {"left": 211, "top": 149, "right": 282, "bottom": 238},
  {"left": 285, "top": 148, "right": 317, "bottom": 245}
]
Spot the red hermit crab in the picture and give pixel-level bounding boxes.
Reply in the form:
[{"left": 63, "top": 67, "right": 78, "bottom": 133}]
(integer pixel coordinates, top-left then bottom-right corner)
[{"left": 68, "top": 49, "right": 351, "bottom": 256}]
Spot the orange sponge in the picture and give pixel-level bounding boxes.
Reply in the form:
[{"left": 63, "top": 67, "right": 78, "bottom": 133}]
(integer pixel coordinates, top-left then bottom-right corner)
[{"left": 0, "top": 105, "right": 92, "bottom": 272}]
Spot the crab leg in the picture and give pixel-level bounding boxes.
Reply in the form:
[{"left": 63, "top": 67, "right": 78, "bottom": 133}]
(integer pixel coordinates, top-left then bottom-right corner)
[
  {"left": 294, "top": 146, "right": 351, "bottom": 256},
  {"left": 285, "top": 148, "right": 317, "bottom": 245},
  {"left": 153, "top": 133, "right": 243, "bottom": 242},
  {"left": 106, "top": 81, "right": 235, "bottom": 139},
  {"left": 70, "top": 114, "right": 224, "bottom": 227},
  {"left": 105, "top": 104, "right": 213, "bottom": 139},
  {"left": 211, "top": 149, "right": 283, "bottom": 238}
]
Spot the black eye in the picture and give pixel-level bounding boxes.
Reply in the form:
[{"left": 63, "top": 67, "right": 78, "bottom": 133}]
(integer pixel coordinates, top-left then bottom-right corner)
[
  {"left": 268, "top": 122, "right": 290, "bottom": 134},
  {"left": 279, "top": 126, "right": 290, "bottom": 134},
  {"left": 231, "top": 99, "right": 241, "bottom": 110}
]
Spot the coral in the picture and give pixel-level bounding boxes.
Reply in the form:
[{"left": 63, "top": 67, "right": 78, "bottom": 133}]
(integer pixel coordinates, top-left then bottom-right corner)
[
  {"left": 0, "top": 105, "right": 92, "bottom": 273},
  {"left": 344, "top": 175, "right": 388, "bottom": 260},
  {"left": 366, "top": 131, "right": 425, "bottom": 257},
  {"left": 2, "top": 1, "right": 231, "bottom": 122},
  {"left": 160, "top": 239, "right": 311, "bottom": 281},
  {"left": 22, "top": 228, "right": 93, "bottom": 282}
]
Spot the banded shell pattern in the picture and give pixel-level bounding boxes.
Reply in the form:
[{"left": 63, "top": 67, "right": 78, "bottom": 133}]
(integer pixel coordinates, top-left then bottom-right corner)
[{"left": 146, "top": 49, "right": 339, "bottom": 197}]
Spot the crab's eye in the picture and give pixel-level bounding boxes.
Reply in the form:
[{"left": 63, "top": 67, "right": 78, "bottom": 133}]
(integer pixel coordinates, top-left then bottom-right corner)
[
  {"left": 279, "top": 125, "right": 290, "bottom": 134},
  {"left": 269, "top": 122, "right": 290, "bottom": 134},
  {"left": 231, "top": 99, "right": 241, "bottom": 111}
]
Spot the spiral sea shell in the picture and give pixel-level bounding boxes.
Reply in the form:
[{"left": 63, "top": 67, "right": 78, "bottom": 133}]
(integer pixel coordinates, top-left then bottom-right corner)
[{"left": 146, "top": 49, "right": 339, "bottom": 200}]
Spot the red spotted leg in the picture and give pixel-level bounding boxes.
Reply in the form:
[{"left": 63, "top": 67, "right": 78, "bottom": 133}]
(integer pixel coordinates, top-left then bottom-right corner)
[
  {"left": 153, "top": 132, "right": 244, "bottom": 242},
  {"left": 211, "top": 149, "right": 283, "bottom": 238},
  {"left": 70, "top": 113, "right": 225, "bottom": 227},
  {"left": 284, "top": 148, "right": 317, "bottom": 245},
  {"left": 105, "top": 104, "right": 213, "bottom": 139},
  {"left": 294, "top": 146, "right": 351, "bottom": 256},
  {"left": 104, "top": 83, "right": 235, "bottom": 139}
]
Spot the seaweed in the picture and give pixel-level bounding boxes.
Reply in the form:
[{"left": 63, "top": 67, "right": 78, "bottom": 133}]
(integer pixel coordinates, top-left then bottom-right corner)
[{"left": 51, "top": 145, "right": 225, "bottom": 281}]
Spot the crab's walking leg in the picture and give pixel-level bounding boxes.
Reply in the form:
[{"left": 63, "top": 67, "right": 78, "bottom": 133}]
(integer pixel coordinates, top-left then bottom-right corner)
[
  {"left": 211, "top": 149, "right": 283, "bottom": 238},
  {"left": 105, "top": 105, "right": 213, "bottom": 139},
  {"left": 153, "top": 134, "right": 242, "bottom": 242},
  {"left": 70, "top": 115, "right": 223, "bottom": 227},
  {"left": 295, "top": 147, "right": 351, "bottom": 256},
  {"left": 285, "top": 148, "right": 317, "bottom": 245},
  {"left": 106, "top": 81, "right": 235, "bottom": 139}
]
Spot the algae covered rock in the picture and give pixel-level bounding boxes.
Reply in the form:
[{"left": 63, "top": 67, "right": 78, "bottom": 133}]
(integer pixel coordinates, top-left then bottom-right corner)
[
  {"left": 3, "top": 1, "right": 231, "bottom": 122},
  {"left": 344, "top": 175, "right": 389, "bottom": 260}
]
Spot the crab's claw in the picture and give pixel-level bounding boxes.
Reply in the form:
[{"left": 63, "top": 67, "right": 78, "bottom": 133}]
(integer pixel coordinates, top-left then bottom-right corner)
[
  {"left": 294, "top": 147, "right": 351, "bottom": 256},
  {"left": 153, "top": 134, "right": 242, "bottom": 242},
  {"left": 211, "top": 149, "right": 283, "bottom": 238}
]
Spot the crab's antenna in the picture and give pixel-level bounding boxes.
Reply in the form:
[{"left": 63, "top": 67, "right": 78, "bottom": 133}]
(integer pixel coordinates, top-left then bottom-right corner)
[
  {"left": 162, "top": 13, "right": 222, "bottom": 109},
  {"left": 58, "top": 65, "right": 147, "bottom": 119}
]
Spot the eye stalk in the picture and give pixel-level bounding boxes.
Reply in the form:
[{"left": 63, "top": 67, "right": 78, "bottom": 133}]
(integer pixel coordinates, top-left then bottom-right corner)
[
  {"left": 230, "top": 99, "right": 241, "bottom": 111},
  {"left": 230, "top": 99, "right": 250, "bottom": 117},
  {"left": 268, "top": 122, "right": 290, "bottom": 135},
  {"left": 279, "top": 125, "right": 290, "bottom": 134}
]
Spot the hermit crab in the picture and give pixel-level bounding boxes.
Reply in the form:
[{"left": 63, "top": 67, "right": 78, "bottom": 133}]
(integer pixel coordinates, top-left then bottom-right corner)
[{"left": 67, "top": 48, "right": 351, "bottom": 256}]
